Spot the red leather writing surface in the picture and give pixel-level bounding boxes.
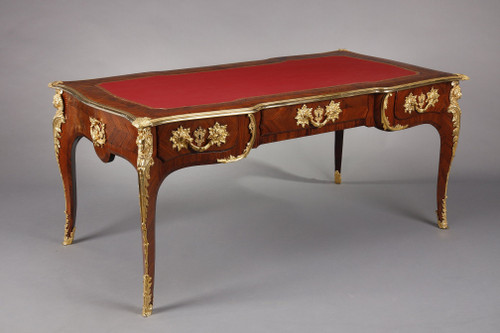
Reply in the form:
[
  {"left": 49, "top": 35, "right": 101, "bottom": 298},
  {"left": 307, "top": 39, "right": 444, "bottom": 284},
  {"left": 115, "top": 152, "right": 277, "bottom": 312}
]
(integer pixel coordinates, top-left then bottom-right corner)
[{"left": 99, "top": 56, "right": 416, "bottom": 109}]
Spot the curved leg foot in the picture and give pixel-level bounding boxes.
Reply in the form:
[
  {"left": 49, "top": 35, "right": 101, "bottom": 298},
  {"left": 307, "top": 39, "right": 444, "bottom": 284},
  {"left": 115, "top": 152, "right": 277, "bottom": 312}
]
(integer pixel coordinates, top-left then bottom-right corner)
[
  {"left": 60, "top": 136, "right": 80, "bottom": 245},
  {"left": 334, "top": 130, "right": 344, "bottom": 184},
  {"left": 139, "top": 177, "right": 158, "bottom": 317},
  {"left": 436, "top": 139, "right": 452, "bottom": 229}
]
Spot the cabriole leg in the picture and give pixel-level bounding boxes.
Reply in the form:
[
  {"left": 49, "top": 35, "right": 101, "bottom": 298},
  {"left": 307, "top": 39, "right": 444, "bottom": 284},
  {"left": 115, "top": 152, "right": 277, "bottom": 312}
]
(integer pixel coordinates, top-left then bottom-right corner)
[
  {"left": 436, "top": 81, "right": 462, "bottom": 229},
  {"left": 138, "top": 174, "right": 158, "bottom": 317},
  {"left": 58, "top": 135, "right": 81, "bottom": 245},
  {"left": 51, "top": 86, "right": 80, "bottom": 245},
  {"left": 133, "top": 117, "right": 158, "bottom": 317}
]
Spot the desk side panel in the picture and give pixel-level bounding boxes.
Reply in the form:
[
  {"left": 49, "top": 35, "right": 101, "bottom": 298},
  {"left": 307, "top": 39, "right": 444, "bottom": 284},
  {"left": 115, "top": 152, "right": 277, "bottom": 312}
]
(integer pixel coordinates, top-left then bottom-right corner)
[{"left": 64, "top": 93, "right": 139, "bottom": 167}]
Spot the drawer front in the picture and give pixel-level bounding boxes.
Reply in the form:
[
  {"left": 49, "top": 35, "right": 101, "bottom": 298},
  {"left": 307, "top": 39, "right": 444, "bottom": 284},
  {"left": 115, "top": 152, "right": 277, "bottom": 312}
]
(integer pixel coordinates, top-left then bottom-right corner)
[
  {"left": 394, "top": 83, "right": 451, "bottom": 120},
  {"left": 157, "top": 115, "right": 242, "bottom": 162},
  {"left": 261, "top": 95, "right": 370, "bottom": 136}
]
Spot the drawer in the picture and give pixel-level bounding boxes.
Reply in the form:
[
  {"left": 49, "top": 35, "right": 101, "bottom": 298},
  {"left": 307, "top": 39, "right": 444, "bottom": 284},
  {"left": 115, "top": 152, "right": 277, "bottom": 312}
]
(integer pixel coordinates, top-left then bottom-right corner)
[
  {"left": 260, "top": 95, "right": 369, "bottom": 136},
  {"left": 157, "top": 115, "right": 242, "bottom": 162},
  {"left": 394, "top": 83, "right": 451, "bottom": 120}
]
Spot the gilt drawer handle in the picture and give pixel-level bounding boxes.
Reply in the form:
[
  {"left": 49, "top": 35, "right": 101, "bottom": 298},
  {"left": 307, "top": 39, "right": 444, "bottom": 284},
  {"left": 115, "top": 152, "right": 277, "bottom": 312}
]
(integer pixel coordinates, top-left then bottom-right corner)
[
  {"left": 295, "top": 100, "right": 342, "bottom": 128},
  {"left": 404, "top": 87, "right": 439, "bottom": 114},
  {"left": 90, "top": 117, "right": 106, "bottom": 147},
  {"left": 171, "top": 122, "right": 229, "bottom": 152}
]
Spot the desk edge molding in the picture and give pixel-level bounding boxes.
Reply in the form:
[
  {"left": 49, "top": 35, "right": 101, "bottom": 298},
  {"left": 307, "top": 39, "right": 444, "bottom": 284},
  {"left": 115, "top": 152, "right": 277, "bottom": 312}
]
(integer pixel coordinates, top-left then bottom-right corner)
[{"left": 49, "top": 74, "right": 468, "bottom": 127}]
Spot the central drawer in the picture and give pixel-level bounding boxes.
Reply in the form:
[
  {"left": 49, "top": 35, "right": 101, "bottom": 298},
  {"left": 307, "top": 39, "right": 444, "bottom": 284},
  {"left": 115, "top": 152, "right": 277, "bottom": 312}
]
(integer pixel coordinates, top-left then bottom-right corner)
[{"left": 260, "top": 95, "right": 370, "bottom": 136}]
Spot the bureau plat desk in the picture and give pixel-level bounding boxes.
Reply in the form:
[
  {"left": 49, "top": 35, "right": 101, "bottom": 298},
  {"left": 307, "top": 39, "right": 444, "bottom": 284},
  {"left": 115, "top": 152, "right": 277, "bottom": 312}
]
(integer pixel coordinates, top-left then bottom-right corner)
[{"left": 49, "top": 50, "right": 468, "bottom": 316}]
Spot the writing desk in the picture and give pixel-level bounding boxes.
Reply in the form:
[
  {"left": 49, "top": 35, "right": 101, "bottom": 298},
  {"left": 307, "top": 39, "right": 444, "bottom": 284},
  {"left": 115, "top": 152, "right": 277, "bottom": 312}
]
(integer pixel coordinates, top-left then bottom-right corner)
[{"left": 49, "top": 50, "right": 468, "bottom": 316}]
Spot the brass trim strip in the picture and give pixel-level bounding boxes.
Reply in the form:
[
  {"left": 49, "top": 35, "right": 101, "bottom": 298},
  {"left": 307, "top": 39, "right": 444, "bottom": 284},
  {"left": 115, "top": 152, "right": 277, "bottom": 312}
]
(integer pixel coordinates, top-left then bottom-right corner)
[
  {"left": 381, "top": 93, "right": 408, "bottom": 131},
  {"left": 49, "top": 74, "right": 469, "bottom": 127},
  {"left": 49, "top": 82, "right": 136, "bottom": 122},
  {"left": 218, "top": 114, "right": 256, "bottom": 163}
]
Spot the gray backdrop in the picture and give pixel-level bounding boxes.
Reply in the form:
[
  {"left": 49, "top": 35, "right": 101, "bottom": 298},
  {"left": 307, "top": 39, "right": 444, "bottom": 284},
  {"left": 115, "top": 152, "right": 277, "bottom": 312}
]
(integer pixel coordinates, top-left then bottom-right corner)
[{"left": 1, "top": 0, "right": 499, "bottom": 332}]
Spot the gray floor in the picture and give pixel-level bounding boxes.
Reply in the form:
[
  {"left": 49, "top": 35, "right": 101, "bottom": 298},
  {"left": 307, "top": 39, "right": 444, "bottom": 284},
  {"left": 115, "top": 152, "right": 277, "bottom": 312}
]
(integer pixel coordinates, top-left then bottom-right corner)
[{"left": 2, "top": 134, "right": 499, "bottom": 333}]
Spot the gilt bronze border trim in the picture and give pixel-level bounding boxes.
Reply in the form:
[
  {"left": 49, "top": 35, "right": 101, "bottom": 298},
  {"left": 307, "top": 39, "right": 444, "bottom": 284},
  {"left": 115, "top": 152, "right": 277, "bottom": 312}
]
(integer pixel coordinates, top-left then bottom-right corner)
[{"left": 49, "top": 74, "right": 469, "bottom": 127}]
